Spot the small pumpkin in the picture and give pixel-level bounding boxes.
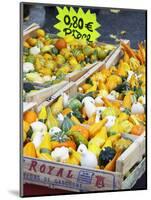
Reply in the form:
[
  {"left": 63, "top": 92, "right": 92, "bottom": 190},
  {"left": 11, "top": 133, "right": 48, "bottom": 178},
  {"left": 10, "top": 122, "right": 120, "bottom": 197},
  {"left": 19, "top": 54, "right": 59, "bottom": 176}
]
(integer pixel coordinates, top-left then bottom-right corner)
[
  {"left": 51, "top": 131, "right": 76, "bottom": 150},
  {"left": 23, "top": 111, "right": 37, "bottom": 124},
  {"left": 131, "top": 125, "right": 145, "bottom": 136},
  {"left": 55, "top": 38, "right": 67, "bottom": 50}
]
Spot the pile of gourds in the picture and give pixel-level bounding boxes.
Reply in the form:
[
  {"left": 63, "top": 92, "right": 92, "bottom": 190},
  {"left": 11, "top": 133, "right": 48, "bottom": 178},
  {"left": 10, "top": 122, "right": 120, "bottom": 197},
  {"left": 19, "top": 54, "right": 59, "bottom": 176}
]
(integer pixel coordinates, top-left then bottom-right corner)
[
  {"left": 23, "top": 42, "right": 146, "bottom": 172},
  {"left": 23, "top": 28, "right": 115, "bottom": 85}
]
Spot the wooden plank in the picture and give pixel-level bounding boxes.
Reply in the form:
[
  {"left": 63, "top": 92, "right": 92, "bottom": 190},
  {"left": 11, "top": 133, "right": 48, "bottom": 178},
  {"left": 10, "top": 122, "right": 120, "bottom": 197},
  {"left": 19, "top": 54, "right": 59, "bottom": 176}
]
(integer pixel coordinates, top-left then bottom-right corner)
[
  {"left": 36, "top": 82, "right": 76, "bottom": 112},
  {"left": 25, "top": 81, "right": 68, "bottom": 105},
  {"left": 105, "top": 39, "right": 130, "bottom": 68},
  {"left": 116, "top": 135, "right": 145, "bottom": 176},
  {"left": 23, "top": 157, "right": 122, "bottom": 192},
  {"left": 122, "top": 158, "right": 146, "bottom": 189},
  {"left": 23, "top": 102, "right": 37, "bottom": 113},
  {"left": 23, "top": 23, "right": 40, "bottom": 41}
]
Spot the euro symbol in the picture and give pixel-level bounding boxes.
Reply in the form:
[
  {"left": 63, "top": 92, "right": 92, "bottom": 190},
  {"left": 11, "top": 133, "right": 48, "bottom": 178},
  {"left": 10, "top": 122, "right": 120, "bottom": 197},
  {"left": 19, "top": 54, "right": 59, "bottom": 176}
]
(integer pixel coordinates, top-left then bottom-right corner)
[{"left": 85, "top": 22, "right": 93, "bottom": 32}]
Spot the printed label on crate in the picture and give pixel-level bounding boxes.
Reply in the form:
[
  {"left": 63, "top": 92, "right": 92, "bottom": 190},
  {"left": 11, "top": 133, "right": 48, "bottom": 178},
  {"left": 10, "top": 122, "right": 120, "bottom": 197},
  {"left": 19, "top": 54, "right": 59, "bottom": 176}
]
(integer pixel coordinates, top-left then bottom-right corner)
[
  {"left": 54, "top": 6, "right": 101, "bottom": 42},
  {"left": 23, "top": 157, "right": 122, "bottom": 192}
]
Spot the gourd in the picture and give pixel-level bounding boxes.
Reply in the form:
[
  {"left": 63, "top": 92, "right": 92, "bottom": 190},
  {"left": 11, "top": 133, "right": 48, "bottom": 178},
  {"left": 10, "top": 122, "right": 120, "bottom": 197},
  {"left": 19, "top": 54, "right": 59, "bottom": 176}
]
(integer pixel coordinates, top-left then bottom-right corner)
[
  {"left": 83, "top": 99, "right": 96, "bottom": 118},
  {"left": 65, "top": 147, "right": 81, "bottom": 165},
  {"left": 98, "top": 147, "right": 116, "bottom": 167},
  {"left": 67, "top": 130, "right": 88, "bottom": 147},
  {"left": 77, "top": 144, "right": 98, "bottom": 168},
  {"left": 23, "top": 142, "right": 37, "bottom": 158},
  {"left": 46, "top": 108, "right": 59, "bottom": 130},
  {"left": 51, "top": 131, "right": 76, "bottom": 150},
  {"left": 102, "top": 107, "right": 118, "bottom": 119},
  {"left": 25, "top": 55, "right": 35, "bottom": 64},
  {"left": 97, "top": 48, "right": 108, "bottom": 60},
  {"left": 30, "top": 46, "right": 40, "bottom": 55},
  {"left": 39, "top": 133, "right": 52, "bottom": 153},
  {"left": 23, "top": 110, "right": 37, "bottom": 124},
  {"left": 113, "top": 138, "right": 132, "bottom": 152},
  {"left": 83, "top": 46, "right": 93, "bottom": 56},
  {"left": 51, "top": 147, "right": 69, "bottom": 162},
  {"left": 71, "top": 125, "right": 90, "bottom": 140},
  {"left": 68, "top": 99, "right": 82, "bottom": 111},
  {"left": 51, "top": 96, "right": 64, "bottom": 116},
  {"left": 131, "top": 102, "right": 144, "bottom": 114},
  {"left": 49, "top": 127, "right": 62, "bottom": 136},
  {"left": 89, "top": 118, "right": 107, "bottom": 138},
  {"left": 88, "top": 127, "right": 107, "bottom": 157},
  {"left": 72, "top": 110, "right": 85, "bottom": 123},
  {"left": 61, "top": 116, "right": 75, "bottom": 132},
  {"left": 38, "top": 106, "right": 47, "bottom": 123},
  {"left": 31, "top": 121, "right": 47, "bottom": 134},
  {"left": 70, "top": 115, "right": 81, "bottom": 125},
  {"left": 55, "top": 38, "right": 67, "bottom": 50}
]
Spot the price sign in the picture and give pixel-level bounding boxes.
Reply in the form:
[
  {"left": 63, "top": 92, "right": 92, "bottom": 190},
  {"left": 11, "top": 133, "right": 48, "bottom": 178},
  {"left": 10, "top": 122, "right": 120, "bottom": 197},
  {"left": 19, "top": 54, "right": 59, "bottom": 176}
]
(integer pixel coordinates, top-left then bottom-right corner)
[{"left": 54, "top": 6, "right": 101, "bottom": 42}]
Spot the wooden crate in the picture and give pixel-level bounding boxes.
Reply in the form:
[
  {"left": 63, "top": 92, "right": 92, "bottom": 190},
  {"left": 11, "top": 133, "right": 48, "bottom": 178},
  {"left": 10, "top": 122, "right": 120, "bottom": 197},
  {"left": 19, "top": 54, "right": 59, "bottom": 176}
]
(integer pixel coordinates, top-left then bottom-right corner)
[
  {"left": 22, "top": 38, "right": 146, "bottom": 191},
  {"left": 23, "top": 81, "right": 145, "bottom": 191},
  {"left": 23, "top": 24, "right": 119, "bottom": 92}
]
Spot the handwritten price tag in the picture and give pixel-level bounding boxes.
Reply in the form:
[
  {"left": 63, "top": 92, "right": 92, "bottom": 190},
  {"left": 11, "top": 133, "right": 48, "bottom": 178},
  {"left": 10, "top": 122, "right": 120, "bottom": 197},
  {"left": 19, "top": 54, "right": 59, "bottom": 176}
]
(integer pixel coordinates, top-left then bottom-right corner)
[{"left": 54, "top": 7, "right": 101, "bottom": 42}]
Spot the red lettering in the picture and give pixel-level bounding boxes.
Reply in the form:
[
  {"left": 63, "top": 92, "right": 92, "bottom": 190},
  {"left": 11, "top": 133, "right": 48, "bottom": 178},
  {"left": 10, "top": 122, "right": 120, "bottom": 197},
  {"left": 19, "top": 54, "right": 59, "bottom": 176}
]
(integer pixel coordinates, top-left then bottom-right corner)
[
  {"left": 95, "top": 175, "right": 105, "bottom": 188},
  {"left": 66, "top": 170, "right": 73, "bottom": 179},
  {"left": 28, "top": 160, "right": 37, "bottom": 172},
  {"left": 56, "top": 168, "right": 64, "bottom": 177},
  {"left": 47, "top": 166, "right": 55, "bottom": 175},
  {"left": 40, "top": 164, "right": 46, "bottom": 173}
]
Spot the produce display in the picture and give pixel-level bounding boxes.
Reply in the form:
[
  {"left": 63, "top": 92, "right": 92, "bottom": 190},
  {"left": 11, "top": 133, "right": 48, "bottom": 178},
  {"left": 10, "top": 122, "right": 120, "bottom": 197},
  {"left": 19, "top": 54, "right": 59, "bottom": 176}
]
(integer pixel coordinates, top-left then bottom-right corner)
[
  {"left": 23, "top": 42, "right": 146, "bottom": 173},
  {"left": 23, "top": 28, "right": 115, "bottom": 86}
]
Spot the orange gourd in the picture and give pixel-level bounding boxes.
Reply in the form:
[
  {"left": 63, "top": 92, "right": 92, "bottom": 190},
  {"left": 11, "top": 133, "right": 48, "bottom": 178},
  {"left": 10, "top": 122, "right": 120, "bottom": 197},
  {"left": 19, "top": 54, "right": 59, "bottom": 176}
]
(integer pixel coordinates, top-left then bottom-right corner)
[
  {"left": 23, "top": 111, "right": 37, "bottom": 123},
  {"left": 131, "top": 125, "right": 145, "bottom": 136},
  {"left": 71, "top": 125, "right": 90, "bottom": 140}
]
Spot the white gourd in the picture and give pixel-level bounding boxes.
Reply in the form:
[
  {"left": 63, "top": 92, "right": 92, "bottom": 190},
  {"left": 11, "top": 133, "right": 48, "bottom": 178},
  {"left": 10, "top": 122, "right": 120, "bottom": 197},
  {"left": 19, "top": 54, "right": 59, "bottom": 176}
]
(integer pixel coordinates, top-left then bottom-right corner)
[{"left": 77, "top": 144, "right": 98, "bottom": 168}]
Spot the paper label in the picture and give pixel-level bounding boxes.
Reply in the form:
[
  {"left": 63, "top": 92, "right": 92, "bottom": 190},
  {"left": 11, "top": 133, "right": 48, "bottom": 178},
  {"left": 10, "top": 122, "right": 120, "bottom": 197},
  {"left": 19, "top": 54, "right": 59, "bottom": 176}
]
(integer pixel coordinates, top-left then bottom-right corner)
[{"left": 54, "top": 6, "right": 101, "bottom": 42}]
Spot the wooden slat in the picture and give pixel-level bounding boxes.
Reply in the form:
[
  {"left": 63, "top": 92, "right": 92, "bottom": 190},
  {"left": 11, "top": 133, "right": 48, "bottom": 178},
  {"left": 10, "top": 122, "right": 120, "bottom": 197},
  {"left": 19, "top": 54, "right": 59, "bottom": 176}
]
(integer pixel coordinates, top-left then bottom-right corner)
[
  {"left": 116, "top": 135, "right": 145, "bottom": 176},
  {"left": 23, "top": 102, "right": 37, "bottom": 113},
  {"left": 122, "top": 157, "right": 146, "bottom": 189},
  {"left": 26, "top": 81, "right": 68, "bottom": 105}
]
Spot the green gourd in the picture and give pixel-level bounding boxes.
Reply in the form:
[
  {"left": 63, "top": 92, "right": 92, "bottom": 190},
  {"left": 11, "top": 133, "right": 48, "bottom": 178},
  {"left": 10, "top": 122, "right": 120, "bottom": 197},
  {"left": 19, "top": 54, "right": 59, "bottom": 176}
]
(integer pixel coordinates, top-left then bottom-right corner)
[
  {"left": 61, "top": 116, "right": 75, "bottom": 132},
  {"left": 67, "top": 131, "right": 88, "bottom": 147},
  {"left": 98, "top": 147, "right": 116, "bottom": 167}
]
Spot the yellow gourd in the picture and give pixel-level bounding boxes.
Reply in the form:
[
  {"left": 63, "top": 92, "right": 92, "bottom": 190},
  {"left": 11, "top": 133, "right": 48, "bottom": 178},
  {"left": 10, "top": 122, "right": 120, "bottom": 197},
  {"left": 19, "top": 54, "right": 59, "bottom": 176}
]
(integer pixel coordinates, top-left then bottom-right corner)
[
  {"left": 23, "top": 142, "right": 37, "bottom": 158},
  {"left": 71, "top": 115, "right": 81, "bottom": 125},
  {"left": 123, "top": 91, "right": 133, "bottom": 109},
  {"left": 108, "top": 133, "right": 121, "bottom": 144},
  {"left": 51, "top": 96, "right": 63, "bottom": 116},
  {"left": 46, "top": 108, "right": 59, "bottom": 129},
  {"left": 38, "top": 106, "right": 47, "bottom": 123},
  {"left": 65, "top": 148, "right": 81, "bottom": 165},
  {"left": 102, "top": 138, "right": 112, "bottom": 149},
  {"left": 89, "top": 118, "right": 107, "bottom": 138},
  {"left": 23, "top": 120, "right": 30, "bottom": 133},
  {"left": 88, "top": 127, "right": 107, "bottom": 157}
]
